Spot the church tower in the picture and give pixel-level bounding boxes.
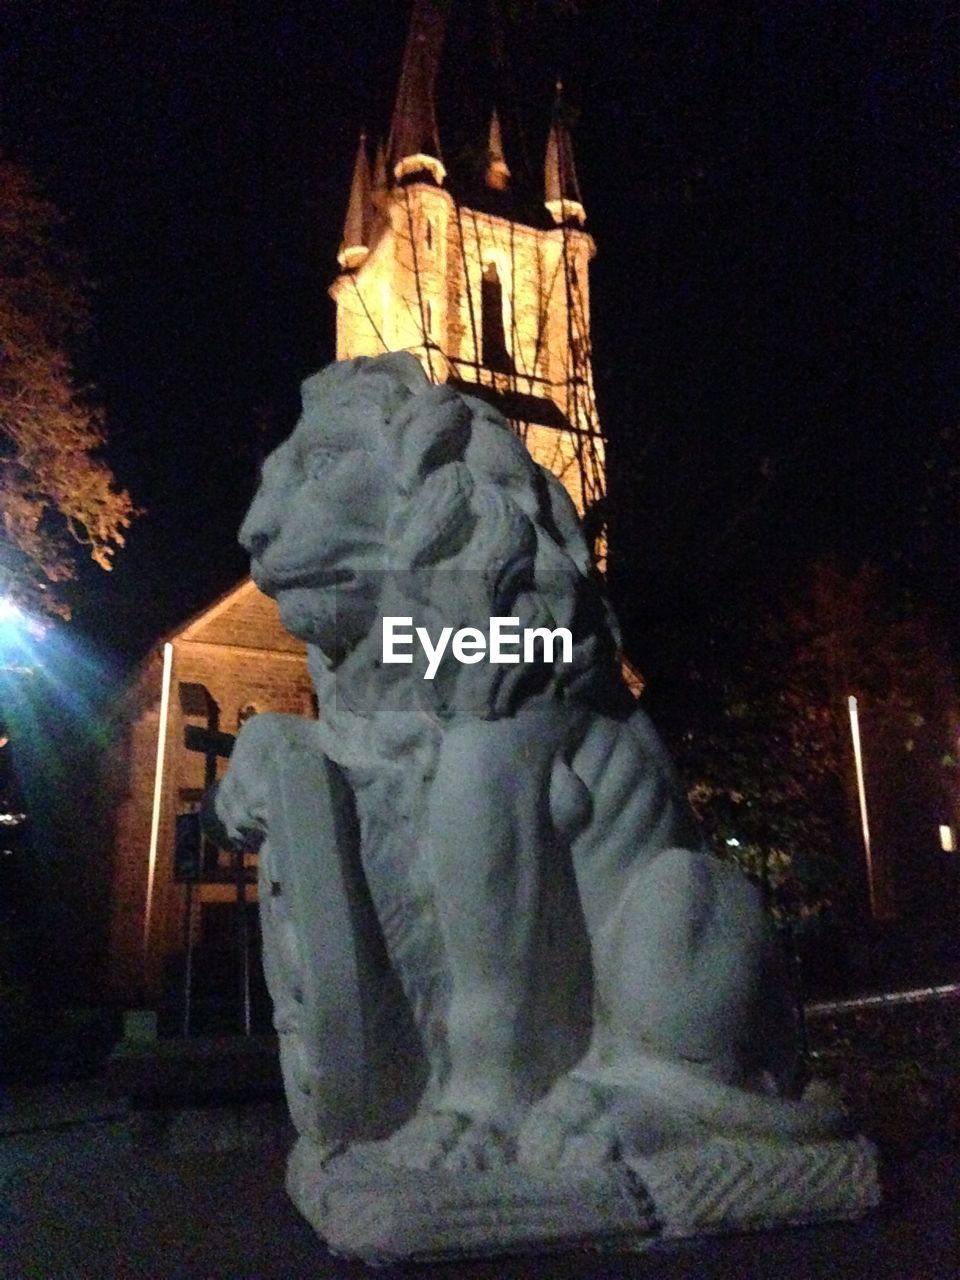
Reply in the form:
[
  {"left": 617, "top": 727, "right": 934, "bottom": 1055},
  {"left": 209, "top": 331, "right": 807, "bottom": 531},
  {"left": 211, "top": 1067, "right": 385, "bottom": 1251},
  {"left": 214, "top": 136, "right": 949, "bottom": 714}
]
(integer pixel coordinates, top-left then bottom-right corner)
[{"left": 330, "top": 0, "right": 605, "bottom": 535}]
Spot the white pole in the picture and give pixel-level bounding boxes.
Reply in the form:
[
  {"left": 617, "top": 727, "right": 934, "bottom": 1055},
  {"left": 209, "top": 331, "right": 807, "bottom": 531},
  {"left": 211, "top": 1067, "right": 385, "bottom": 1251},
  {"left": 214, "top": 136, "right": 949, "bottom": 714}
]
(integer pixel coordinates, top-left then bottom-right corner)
[
  {"left": 848, "top": 694, "right": 877, "bottom": 918},
  {"left": 144, "top": 642, "right": 174, "bottom": 973}
]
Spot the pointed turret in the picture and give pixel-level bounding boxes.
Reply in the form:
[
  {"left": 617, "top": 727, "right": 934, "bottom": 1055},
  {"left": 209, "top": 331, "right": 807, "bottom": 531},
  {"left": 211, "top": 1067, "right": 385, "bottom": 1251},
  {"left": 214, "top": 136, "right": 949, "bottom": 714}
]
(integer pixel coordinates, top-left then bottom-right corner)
[
  {"left": 371, "top": 138, "right": 388, "bottom": 206},
  {"left": 485, "top": 108, "right": 510, "bottom": 191},
  {"left": 338, "top": 132, "right": 371, "bottom": 270},
  {"left": 544, "top": 82, "right": 585, "bottom": 226},
  {"left": 388, "top": 0, "right": 448, "bottom": 186}
]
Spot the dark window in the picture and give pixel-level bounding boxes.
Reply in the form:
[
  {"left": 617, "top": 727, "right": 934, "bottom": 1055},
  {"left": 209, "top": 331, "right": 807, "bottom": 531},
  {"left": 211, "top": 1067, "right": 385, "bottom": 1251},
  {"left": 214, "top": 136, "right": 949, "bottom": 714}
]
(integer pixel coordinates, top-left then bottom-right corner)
[{"left": 481, "top": 262, "right": 513, "bottom": 373}]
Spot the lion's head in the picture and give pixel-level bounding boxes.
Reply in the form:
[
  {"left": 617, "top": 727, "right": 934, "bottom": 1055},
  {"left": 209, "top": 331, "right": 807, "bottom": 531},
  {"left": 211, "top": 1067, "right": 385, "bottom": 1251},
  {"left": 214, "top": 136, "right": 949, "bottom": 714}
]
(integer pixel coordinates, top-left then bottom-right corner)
[{"left": 241, "top": 352, "right": 622, "bottom": 718}]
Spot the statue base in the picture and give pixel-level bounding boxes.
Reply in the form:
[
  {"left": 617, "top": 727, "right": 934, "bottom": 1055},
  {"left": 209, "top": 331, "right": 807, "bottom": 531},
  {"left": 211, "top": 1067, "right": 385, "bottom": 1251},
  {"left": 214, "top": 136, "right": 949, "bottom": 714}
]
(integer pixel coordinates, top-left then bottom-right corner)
[{"left": 287, "top": 1133, "right": 880, "bottom": 1264}]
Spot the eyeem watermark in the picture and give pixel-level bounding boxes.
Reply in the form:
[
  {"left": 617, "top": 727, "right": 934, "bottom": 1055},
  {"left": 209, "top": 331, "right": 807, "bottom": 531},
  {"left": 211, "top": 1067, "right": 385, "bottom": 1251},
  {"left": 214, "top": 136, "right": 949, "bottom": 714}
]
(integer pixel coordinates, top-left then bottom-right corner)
[{"left": 383, "top": 616, "right": 572, "bottom": 680}]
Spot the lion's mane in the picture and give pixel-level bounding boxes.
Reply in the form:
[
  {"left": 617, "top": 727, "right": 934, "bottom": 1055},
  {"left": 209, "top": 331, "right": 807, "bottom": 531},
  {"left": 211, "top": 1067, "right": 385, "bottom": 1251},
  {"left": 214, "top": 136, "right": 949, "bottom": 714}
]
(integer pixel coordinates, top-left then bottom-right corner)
[{"left": 303, "top": 352, "right": 623, "bottom": 721}]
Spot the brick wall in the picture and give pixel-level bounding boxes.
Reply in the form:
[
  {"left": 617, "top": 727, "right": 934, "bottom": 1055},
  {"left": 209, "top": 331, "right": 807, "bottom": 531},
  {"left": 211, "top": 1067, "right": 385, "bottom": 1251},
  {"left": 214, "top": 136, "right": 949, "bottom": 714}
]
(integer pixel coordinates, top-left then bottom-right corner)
[{"left": 108, "top": 581, "right": 313, "bottom": 1003}]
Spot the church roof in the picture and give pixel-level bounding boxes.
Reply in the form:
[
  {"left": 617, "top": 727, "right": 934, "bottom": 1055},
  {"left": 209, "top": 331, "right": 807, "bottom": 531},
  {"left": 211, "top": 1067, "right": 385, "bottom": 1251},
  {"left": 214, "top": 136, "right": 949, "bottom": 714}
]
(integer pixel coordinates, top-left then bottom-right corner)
[
  {"left": 114, "top": 578, "right": 306, "bottom": 722},
  {"left": 174, "top": 578, "right": 306, "bottom": 655}
]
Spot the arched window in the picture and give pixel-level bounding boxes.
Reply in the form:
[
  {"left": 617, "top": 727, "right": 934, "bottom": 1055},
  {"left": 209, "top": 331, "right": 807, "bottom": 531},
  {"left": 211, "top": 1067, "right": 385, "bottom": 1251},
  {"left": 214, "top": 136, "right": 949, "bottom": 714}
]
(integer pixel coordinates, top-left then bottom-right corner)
[{"left": 481, "top": 261, "right": 512, "bottom": 373}]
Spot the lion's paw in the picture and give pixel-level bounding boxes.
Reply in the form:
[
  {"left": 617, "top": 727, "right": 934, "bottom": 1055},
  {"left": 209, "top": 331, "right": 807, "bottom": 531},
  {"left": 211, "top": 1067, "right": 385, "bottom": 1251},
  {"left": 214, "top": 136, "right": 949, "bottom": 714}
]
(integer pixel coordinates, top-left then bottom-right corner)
[
  {"left": 517, "top": 1076, "right": 618, "bottom": 1168},
  {"left": 441, "top": 1118, "right": 515, "bottom": 1172},
  {"left": 358, "top": 1110, "right": 515, "bottom": 1172}
]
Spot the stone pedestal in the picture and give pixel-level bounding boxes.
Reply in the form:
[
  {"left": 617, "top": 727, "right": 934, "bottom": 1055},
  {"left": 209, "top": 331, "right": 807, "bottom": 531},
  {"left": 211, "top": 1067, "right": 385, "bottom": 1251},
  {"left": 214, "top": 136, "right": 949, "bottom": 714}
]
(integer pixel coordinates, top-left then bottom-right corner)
[
  {"left": 286, "top": 1133, "right": 880, "bottom": 1264},
  {"left": 628, "top": 1135, "right": 880, "bottom": 1239}
]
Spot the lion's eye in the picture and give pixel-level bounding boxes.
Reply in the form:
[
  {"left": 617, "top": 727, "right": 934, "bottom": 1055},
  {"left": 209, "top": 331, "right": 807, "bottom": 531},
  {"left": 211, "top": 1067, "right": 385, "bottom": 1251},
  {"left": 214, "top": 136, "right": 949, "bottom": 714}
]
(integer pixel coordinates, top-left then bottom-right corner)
[{"left": 308, "top": 447, "right": 343, "bottom": 477}]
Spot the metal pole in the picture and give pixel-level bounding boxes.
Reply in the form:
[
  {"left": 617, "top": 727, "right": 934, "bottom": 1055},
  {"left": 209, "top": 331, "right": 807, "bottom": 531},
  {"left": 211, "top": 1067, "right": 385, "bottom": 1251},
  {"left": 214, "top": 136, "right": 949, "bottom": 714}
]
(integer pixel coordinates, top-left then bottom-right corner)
[
  {"left": 236, "top": 845, "right": 251, "bottom": 1035},
  {"left": 144, "top": 642, "right": 174, "bottom": 976},
  {"left": 787, "top": 920, "right": 810, "bottom": 1078},
  {"left": 181, "top": 879, "right": 194, "bottom": 1038}
]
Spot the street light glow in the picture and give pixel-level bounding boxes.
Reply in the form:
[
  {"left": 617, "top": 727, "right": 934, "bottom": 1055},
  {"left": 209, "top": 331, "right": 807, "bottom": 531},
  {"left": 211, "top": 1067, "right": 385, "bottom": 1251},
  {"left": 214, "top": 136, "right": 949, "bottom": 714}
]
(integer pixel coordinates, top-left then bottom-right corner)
[
  {"left": 0, "top": 598, "right": 46, "bottom": 645},
  {"left": 0, "top": 598, "right": 23, "bottom": 625}
]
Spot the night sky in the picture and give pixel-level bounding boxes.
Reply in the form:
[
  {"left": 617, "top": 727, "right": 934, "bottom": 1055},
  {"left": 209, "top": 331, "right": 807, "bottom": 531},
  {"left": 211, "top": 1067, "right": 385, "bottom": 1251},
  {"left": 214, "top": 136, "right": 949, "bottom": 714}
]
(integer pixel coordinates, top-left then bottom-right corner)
[{"left": 1, "top": 1, "right": 954, "bottom": 671}]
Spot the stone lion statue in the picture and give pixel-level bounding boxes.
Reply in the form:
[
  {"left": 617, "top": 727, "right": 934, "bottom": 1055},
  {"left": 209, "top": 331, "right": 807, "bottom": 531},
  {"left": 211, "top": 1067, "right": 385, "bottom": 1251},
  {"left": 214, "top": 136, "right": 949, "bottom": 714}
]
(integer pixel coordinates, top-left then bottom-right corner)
[{"left": 214, "top": 352, "right": 845, "bottom": 1185}]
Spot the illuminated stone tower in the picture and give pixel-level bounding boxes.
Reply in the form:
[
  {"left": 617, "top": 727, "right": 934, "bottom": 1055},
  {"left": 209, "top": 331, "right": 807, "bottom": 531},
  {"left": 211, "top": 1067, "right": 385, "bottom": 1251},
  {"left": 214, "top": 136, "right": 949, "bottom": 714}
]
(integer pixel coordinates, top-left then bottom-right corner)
[{"left": 330, "top": 0, "right": 605, "bottom": 531}]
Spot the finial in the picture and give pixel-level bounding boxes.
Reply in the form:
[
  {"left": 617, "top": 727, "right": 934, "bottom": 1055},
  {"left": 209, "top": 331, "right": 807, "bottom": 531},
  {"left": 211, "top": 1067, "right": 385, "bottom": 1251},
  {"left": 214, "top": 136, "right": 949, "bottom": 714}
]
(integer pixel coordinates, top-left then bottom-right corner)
[{"left": 486, "top": 108, "right": 511, "bottom": 191}]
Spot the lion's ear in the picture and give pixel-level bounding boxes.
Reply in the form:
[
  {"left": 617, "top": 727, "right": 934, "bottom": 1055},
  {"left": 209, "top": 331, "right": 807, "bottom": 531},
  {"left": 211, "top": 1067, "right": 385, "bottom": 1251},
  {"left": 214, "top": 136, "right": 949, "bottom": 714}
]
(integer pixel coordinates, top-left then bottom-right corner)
[
  {"left": 388, "top": 461, "right": 476, "bottom": 569},
  {"left": 390, "top": 386, "right": 472, "bottom": 493}
]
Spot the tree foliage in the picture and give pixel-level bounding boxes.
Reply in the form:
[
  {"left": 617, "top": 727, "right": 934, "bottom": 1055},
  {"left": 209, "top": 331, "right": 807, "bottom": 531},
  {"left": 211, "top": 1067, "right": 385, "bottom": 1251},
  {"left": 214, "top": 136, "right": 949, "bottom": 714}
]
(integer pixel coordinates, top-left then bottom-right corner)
[
  {"left": 652, "top": 561, "right": 948, "bottom": 924},
  {"left": 668, "top": 599, "right": 846, "bottom": 926},
  {"left": 0, "top": 157, "right": 135, "bottom": 617}
]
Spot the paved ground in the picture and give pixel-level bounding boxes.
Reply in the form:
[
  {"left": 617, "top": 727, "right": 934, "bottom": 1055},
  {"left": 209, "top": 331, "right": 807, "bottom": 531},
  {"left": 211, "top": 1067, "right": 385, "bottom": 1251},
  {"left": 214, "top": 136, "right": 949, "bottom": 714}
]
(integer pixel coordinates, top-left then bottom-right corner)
[{"left": 0, "top": 1085, "right": 956, "bottom": 1279}]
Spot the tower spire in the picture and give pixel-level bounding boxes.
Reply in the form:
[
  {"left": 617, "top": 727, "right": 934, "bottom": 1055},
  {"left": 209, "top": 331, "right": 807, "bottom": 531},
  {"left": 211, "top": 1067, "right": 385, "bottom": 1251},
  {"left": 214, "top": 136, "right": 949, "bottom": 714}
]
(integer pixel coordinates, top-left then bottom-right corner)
[
  {"left": 371, "top": 138, "right": 388, "bottom": 207},
  {"left": 485, "top": 108, "right": 510, "bottom": 190},
  {"left": 338, "top": 132, "right": 371, "bottom": 270},
  {"left": 388, "top": 0, "right": 449, "bottom": 186},
  {"left": 544, "top": 81, "right": 585, "bottom": 226}
]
